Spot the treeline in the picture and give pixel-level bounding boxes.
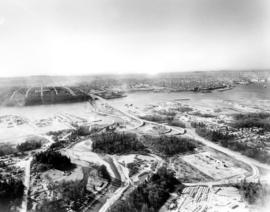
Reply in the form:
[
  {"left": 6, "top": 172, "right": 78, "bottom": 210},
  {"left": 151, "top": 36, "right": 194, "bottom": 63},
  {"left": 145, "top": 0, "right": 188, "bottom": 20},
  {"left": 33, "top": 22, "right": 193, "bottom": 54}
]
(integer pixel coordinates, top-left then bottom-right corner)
[
  {"left": 169, "top": 119, "right": 186, "bottom": 128},
  {"left": 0, "top": 144, "right": 17, "bottom": 156},
  {"left": 234, "top": 112, "right": 270, "bottom": 120},
  {"left": 231, "top": 112, "right": 270, "bottom": 131},
  {"left": 235, "top": 181, "right": 270, "bottom": 205},
  {"left": 0, "top": 174, "right": 24, "bottom": 212},
  {"left": 140, "top": 114, "right": 186, "bottom": 128},
  {"left": 144, "top": 135, "right": 197, "bottom": 156},
  {"left": 109, "top": 167, "right": 184, "bottom": 212},
  {"left": 49, "top": 129, "right": 85, "bottom": 150},
  {"left": 0, "top": 136, "right": 47, "bottom": 156},
  {"left": 98, "top": 165, "right": 111, "bottom": 181},
  {"left": 34, "top": 150, "right": 74, "bottom": 171},
  {"left": 59, "top": 180, "right": 93, "bottom": 211},
  {"left": 191, "top": 111, "right": 216, "bottom": 118},
  {"left": 220, "top": 139, "right": 270, "bottom": 163},
  {"left": 37, "top": 179, "right": 93, "bottom": 212},
  {"left": 194, "top": 126, "right": 235, "bottom": 143},
  {"left": 16, "top": 136, "right": 45, "bottom": 152},
  {"left": 140, "top": 114, "right": 173, "bottom": 123},
  {"left": 48, "top": 126, "right": 104, "bottom": 151},
  {"left": 193, "top": 123, "right": 270, "bottom": 164},
  {"left": 92, "top": 132, "right": 148, "bottom": 154},
  {"left": 0, "top": 175, "right": 24, "bottom": 199},
  {"left": 156, "top": 110, "right": 177, "bottom": 117}
]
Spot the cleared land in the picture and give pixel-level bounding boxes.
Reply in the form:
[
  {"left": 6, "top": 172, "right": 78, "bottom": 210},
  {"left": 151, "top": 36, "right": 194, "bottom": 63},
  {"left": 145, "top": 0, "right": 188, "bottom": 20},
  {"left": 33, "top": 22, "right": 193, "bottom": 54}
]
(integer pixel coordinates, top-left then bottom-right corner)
[{"left": 182, "top": 152, "right": 248, "bottom": 181}]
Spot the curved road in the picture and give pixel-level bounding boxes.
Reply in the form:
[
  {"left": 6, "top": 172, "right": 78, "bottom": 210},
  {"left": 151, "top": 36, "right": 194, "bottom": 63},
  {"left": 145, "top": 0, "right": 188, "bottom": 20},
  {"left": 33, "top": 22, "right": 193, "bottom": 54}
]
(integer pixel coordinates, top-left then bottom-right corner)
[
  {"left": 92, "top": 94, "right": 267, "bottom": 168},
  {"left": 88, "top": 94, "right": 270, "bottom": 211}
]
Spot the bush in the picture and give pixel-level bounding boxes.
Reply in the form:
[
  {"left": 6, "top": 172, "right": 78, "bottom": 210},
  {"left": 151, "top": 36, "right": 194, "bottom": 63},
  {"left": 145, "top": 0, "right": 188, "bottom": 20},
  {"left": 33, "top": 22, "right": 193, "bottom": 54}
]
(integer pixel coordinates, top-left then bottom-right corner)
[{"left": 127, "top": 163, "right": 140, "bottom": 176}]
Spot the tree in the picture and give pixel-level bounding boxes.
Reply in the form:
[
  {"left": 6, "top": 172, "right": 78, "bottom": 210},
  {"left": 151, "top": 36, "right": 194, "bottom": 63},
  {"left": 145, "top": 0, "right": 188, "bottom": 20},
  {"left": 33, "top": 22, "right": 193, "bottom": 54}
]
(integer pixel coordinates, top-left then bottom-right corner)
[
  {"left": 98, "top": 165, "right": 111, "bottom": 181},
  {"left": 34, "top": 150, "right": 74, "bottom": 171},
  {"left": 109, "top": 167, "right": 183, "bottom": 212}
]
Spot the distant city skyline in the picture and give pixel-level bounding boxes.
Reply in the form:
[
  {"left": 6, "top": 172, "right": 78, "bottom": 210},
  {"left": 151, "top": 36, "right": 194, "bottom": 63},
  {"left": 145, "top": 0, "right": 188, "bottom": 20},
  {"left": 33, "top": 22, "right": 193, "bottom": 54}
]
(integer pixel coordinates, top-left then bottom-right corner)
[{"left": 0, "top": 0, "right": 269, "bottom": 77}]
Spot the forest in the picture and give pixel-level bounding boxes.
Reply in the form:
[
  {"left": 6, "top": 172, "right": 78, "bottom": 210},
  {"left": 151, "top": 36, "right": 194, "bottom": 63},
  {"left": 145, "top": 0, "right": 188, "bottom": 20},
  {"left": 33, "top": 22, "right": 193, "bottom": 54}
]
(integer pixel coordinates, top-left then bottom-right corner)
[
  {"left": 0, "top": 174, "right": 24, "bottom": 199},
  {"left": 194, "top": 126, "right": 235, "bottom": 143},
  {"left": 109, "top": 167, "right": 184, "bottom": 212},
  {"left": 0, "top": 144, "right": 17, "bottom": 156},
  {"left": 17, "top": 136, "right": 44, "bottom": 152},
  {"left": 0, "top": 173, "right": 24, "bottom": 212},
  {"left": 91, "top": 132, "right": 148, "bottom": 154},
  {"left": 235, "top": 181, "right": 270, "bottom": 205},
  {"left": 36, "top": 179, "right": 94, "bottom": 212},
  {"left": 144, "top": 135, "right": 197, "bottom": 156},
  {"left": 34, "top": 150, "right": 75, "bottom": 171},
  {"left": 231, "top": 112, "right": 270, "bottom": 131},
  {"left": 193, "top": 124, "right": 270, "bottom": 164}
]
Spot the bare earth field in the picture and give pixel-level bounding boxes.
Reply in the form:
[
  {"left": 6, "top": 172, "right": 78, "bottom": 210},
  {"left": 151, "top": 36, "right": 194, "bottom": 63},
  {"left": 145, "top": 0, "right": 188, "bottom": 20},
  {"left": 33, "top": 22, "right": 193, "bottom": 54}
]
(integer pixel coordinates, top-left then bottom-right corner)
[{"left": 182, "top": 152, "right": 248, "bottom": 181}]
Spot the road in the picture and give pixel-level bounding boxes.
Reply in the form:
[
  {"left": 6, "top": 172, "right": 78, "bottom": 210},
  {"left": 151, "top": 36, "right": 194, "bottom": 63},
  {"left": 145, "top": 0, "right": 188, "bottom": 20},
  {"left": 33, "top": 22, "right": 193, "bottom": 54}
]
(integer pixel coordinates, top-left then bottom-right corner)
[
  {"left": 98, "top": 95, "right": 268, "bottom": 172},
  {"left": 19, "top": 135, "right": 54, "bottom": 212},
  {"left": 64, "top": 138, "right": 132, "bottom": 212},
  {"left": 87, "top": 95, "right": 270, "bottom": 212},
  {"left": 99, "top": 158, "right": 130, "bottom": 212},
  {"left": 93, "top": 96, "right": 259, "bottom": 160},
  {"left": 20, "top": 157, "right": 33, "bottom": 212},
  {"left": 187, "top": 128, "right": 269, "bottom": 173},
  {"left": 89, "top": 94, "right": 144, "bottom": 130}
]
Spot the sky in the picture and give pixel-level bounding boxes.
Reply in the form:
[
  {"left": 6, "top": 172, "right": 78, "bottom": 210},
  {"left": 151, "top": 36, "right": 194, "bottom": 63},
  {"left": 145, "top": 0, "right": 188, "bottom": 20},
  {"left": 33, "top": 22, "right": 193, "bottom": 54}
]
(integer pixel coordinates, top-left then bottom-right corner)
[{"left": 0, "top": 0, "right": 269, "bottom": 77}]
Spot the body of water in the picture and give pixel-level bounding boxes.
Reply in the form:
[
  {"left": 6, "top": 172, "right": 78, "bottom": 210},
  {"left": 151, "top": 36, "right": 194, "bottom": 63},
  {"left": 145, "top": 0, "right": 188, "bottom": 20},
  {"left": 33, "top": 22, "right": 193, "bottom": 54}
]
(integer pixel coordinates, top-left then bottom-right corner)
[{"left": 109, "top": 84, "right": 270, "bottom": 112}]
